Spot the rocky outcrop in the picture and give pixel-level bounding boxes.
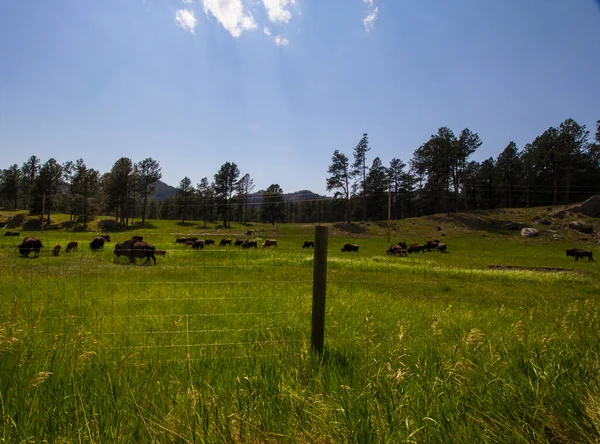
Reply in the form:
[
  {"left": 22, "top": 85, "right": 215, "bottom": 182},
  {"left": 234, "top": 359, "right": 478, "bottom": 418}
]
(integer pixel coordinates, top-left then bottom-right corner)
[
  {"left": 571, "top": 195, "right": 600, "bottom": 218},
  {"left": 521, "top": 228, "right": 540, "bottom": 238}
]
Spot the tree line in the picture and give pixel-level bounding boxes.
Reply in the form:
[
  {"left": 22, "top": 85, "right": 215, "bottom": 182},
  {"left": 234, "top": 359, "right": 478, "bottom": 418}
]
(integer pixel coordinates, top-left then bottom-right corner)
[
  {"left": 326, "top": 118, "right": 600, "bottom": 222},
  {"left": 1, "top": 117, "right": 598, "bottom": 227}
]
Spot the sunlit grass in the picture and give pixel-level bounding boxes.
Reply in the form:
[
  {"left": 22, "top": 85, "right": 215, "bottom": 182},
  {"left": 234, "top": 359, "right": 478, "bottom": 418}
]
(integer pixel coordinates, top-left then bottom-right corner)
[{"left": 1, "top": 209, "right": 599, "bottom": 441}]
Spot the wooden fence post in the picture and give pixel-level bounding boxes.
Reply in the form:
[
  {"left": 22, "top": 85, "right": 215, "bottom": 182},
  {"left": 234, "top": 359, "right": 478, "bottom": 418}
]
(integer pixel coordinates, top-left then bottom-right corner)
[{"left": 311, "top": 225, "right": 328, "bottom": 353}]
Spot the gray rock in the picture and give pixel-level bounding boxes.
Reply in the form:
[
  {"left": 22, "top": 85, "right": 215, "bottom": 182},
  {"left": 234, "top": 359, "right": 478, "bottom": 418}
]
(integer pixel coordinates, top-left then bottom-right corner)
[
  {"left": 504, "top": 222, "right": 520, "bottom": 230},
  {"left": 550, "top": 209, "right": 568, "bottom": 218},
  {"left": 570, "top": 195, "right": 600, "bottom": 218},
  {"left": 521, "top": 228, "right": 540, "bottom": 238},
  {"left": 536, "top": 218, "right": 552, "bottom": 225}
]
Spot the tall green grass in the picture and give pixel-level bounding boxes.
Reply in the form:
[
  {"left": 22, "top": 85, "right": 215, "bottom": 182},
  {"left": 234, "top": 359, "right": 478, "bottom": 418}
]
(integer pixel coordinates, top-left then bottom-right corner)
[{"left": 1, "top": 213, "right": 599, "bottom": 442}]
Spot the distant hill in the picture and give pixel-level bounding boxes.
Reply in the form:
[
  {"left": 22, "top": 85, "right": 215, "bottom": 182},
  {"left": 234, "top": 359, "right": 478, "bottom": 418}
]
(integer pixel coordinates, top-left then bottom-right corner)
[
  {"left": 151, "top": 182, "right": 327, "bottom": 203},
  {"left": 152, "top": 180, "right": 178, "bottom": 200}
]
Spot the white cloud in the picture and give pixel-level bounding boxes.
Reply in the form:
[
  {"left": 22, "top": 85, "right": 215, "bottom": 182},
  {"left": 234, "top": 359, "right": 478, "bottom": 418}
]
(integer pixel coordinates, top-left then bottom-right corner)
[
  {"left": 263, "top": 0, "right": 294, "bottom": 23},
  {"left": 175, "top": 9, "right": 197, "bottom": 34},
  {"left": 182, "top": 0, "right": 193, "bottom": 4},
  {"left": 363, "top": 6, "right": 378, "bottom": 32},
  {"left": 362, "top": 0, "right": 374, "bottom": 5},
  {"left": 263, "top": 26, "right": 271, "bottom": 36},
  {"left": 202, "top": 0, "right": 257, "bottom": 37},
  {"left": 273, "top": 35, "right": 289, "bottom": 46}
]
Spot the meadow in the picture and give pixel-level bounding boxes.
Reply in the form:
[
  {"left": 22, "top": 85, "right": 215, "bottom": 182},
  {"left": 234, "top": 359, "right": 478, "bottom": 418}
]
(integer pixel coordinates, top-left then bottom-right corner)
[{"left": 1, "top": 208, "right": 599, "bottom": 442}]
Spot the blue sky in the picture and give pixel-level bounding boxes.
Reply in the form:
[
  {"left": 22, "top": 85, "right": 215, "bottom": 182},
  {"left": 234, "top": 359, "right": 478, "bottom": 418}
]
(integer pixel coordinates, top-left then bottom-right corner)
[{"left": 1, "top": 1, "right": 599, "bottom": 195}]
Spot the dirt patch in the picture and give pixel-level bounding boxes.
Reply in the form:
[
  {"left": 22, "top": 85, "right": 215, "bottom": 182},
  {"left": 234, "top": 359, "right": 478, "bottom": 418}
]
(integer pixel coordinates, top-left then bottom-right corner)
[{"left": 488, "top": 265, "right": 574, "bottom": 273}]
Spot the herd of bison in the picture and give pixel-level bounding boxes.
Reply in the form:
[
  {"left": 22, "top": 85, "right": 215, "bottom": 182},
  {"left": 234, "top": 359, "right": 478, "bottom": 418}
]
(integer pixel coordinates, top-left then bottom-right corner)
[{"left": 5, "top": 230, "right": 595, "bottom": 265}]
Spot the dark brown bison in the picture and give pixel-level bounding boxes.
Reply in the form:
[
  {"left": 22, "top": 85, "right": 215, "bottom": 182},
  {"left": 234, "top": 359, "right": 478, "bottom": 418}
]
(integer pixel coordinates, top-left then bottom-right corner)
[
  {"left": 234, "top": 239, "right": 245, "bottom": 246},
  {"left": 155, "top": 249, "right": 167, "bottom": 256},
  {"left": 219, "top": 238, "right": 232, "bottom": 246},
  {"left": 65, "top": 241, "right": 78, "bottom": 253},
  {"left": 52, "top": 245, "right": 61, "bottom": 256},
  {"left": 90, "top": 236, "right": 105, "bottom": 251},
  {"left": 341, "top": 243, "right": 359, "bottom": 252},
  {"left": 566, "top": 249, "right": 594, "bottom": 261},
  {"left": 18, "top": 237, "right": 43, "bottom": 258},
  {"left": 242, "top": 240, "right": 258, "bottom": 249},
  {"left": 397, "top": 241, "right": 407, "bottom": 249},
  {"left": 114, "top": 239, "right": 157, "bottom": 265},
  {"left": 101, "top": 234, "right": 111, "bottom": 242},
  {"left": 408, "top": 243, "right": 424, "bottom": 254},
  {"left": 4, "top": 231, "right": 19, "bottom": 236},
  {"left": 303, "top": 241, "right": 314, "bottom": 249},
  {"left": 263, "top": 239, "right": 278, "bottom": 248},
  {"left": 436, "top": 243, "right": 447, "bottom": 253},
  {"left": 132, "top": 235, "right": 143, "bottom": 242},
  {"left": 205, "top": 239, "right": 215, "bottom": 246},
  {"left": 176, "top": 236, "right": 198, "bottom": 244},
  {"left": 425, "top": 240, "right": 440, "bottom": 251},
  {"left": 386, "top": 245, "right": 407, "bottom": 256},
  {"left": 185, "top": 240, "right": 195, "bottom": 246},
  {"left": 192, "top": 240, "right": 204, "bottom": 249},
  {"left": 246, "top": 230, "right": 254, "bottom": 236}
]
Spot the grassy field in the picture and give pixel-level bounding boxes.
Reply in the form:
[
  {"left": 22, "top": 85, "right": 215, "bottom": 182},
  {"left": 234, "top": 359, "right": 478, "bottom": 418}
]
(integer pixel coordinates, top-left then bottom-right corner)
[{"left": 1, "top": 208, "right": 599, "bottom": 442}]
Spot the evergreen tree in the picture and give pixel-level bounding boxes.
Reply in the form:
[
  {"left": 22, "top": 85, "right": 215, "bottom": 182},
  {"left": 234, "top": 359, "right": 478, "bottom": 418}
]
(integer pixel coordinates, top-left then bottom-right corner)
[
  {"left": 135, "top": 158, "right": 162, "bottom": 225},
  {"left": 0, "top": 165, "right": 21, "bottom": 210},
  {"left": 35, "top": 158, "right": 63, "bottom": 225},
  {"left": 351, "top": 133, "right": 370, "bottom": 220},
  {"left": 326, "top": 150, "right": 351, "bottom": 223},
  {"left": 365, "top": 157, "right": 388, "bottom": 220},
  {"left": 495, "top": 142, "right": 522, "bottom": 208},
  {"left": 213, "top": 162, "right": 240, "bottom": 227},
  {"left": 176, "top": 176, "right": 194, "bottom": 224},
  {"left": 261, "top": 184, "right": 285, "bottom": 226}
]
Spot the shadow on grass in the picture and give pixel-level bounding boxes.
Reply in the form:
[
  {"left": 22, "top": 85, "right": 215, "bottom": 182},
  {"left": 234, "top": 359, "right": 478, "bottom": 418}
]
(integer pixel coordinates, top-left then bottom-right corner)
[
  {"left": 98, "top": 220, "right": 159, "bottom": 231},
  {"left": 429, "top": 213, "right": 523, "bottom": 234}
]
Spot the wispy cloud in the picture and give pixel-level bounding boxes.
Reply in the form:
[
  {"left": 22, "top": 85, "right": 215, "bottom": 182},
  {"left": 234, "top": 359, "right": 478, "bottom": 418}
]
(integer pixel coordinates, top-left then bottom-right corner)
[
  {"left": 263, "top": 27, "right": 271, "bottom": 36},
  {"left": 202, "top": 0, "right": 257, "bottom": 37},
  {"left": 262, "top": 0, "right": 294, "bottom": 23},
  {"left": 182, "top": 0, "right": 193, "bottom": 4},
  {"left": 362, "top": 0, "right": 378, "bottom": 32},
  {"left": 175, "top": 9, "right": 197, "bottom": 34},
  {"left": 274, "top": 35, "right": 289, "bottom": 46}
]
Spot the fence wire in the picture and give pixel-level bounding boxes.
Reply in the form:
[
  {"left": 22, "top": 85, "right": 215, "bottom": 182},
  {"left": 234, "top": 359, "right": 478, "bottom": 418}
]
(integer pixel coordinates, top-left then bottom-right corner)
[{"left": 0, "top": 228, "right": 586, "bottom": 362}]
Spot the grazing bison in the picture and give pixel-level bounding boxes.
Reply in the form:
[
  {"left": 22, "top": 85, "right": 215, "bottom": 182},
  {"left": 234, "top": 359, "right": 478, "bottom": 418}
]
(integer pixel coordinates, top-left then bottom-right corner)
[
  {"left": 246, "top": 230, "right": 254, "bottom": 236},
  {"left": 436, "top": 243, "right": 447, "bottom": 253},
  {"left": 90, "top": 236, "right": 105, "bottom": 251},
  {"left": 204, "top": 239, "right": 215, "bottom": 246},
  {"left": 101, "top": 234, "right": 111, "bottom": 242},
  {"left": 234, "top": 239, "right": 245, "bottom": 246},
  {"left": 303, "top": 241, "right": 314, "bottom": 249},
  {"left": 219, "top": 238, "right": 232, "bottom": 246},
  {"left": 408, "top": 243, "right": 424, "bottom": 254},
  {"left": 242, "top": 240, "right": 258, "bottom": 249},
  {"left": 65, "top": 241, "right": 78, "bottom": 253},
  {"left": 425, "top": 240, "right": 440, "bottom": 251},
  {"left": 185, "top": 240, "right": 195, "bottom": 246},
  {"left": 566, "top": 248, "right": 594, "bottom": 261},
  {"left": 192, "top": 240, "right": 204, "bottom": 249},
  {"left": 114, "top": 239, "right": 157, "bottom": 265},
  {"left": 176, "top": 236, "right": 198, "bottom": 244},
  {"left": 263, "top": 239, "right": 278, "bottom": 248},
  {"left": 4, "top": 231, "right": 19, "bottom": 236},
  {"left": 397, "top": 241, "right": 407, "bottom": 249},
  {"left": 53, "top": 245, "right": 61, "bottom": 256},
  {"left": 155, "top": 250, "right": 167, "bottom": 256},
  {"left": 386, "top": 245, "right": 407, "bottom": 256},
  {"left": 132, "top": 235, "right": 143, "bottom": 242},
  {"left": 18, "top": 237, "right": 43, "bottom": 258},
  {"left": 341, "top": 243, "right": 359, "bottom": 252}
]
